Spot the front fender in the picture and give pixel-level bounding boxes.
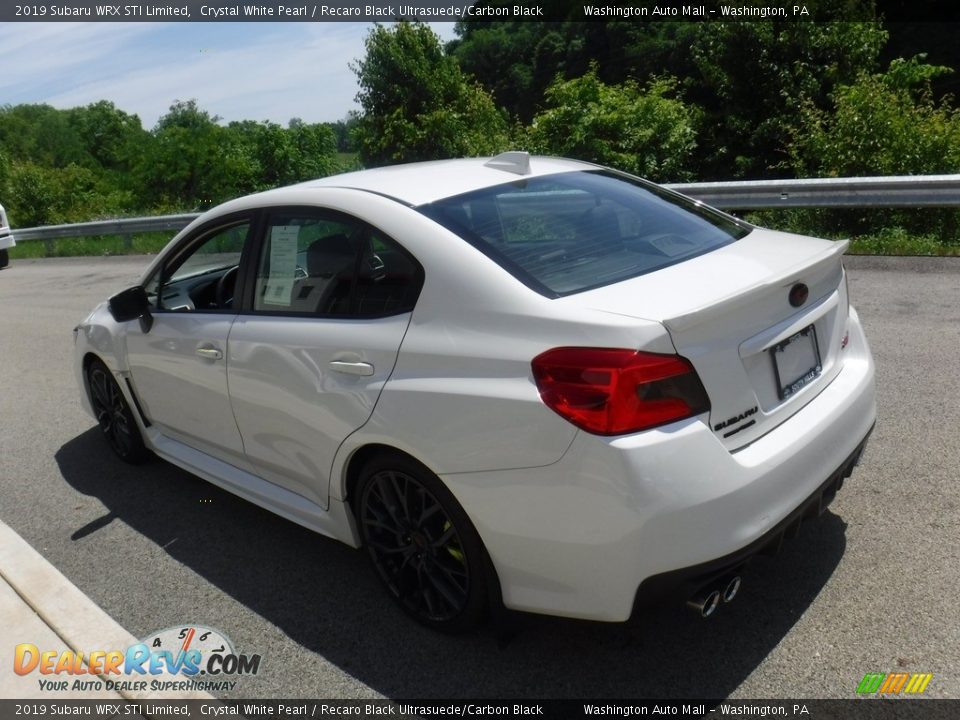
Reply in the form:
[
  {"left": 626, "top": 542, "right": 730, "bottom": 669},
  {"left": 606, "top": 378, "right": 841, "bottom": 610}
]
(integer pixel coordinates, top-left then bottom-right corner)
[{"left": 73, "top": 302, "right": 132, "bottom": 418}]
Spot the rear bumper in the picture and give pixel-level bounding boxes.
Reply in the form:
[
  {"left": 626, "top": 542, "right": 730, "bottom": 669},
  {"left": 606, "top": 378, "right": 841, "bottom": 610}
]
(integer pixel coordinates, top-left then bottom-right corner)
[
  {"left": 632, "top": 425, "right": 872, "bottom": 612},
  {"left": 441, "top": 307, "right": 875, "bottom": 622},
  {"left": 0, "top": 230, "right": 15, "bottom": 250}
]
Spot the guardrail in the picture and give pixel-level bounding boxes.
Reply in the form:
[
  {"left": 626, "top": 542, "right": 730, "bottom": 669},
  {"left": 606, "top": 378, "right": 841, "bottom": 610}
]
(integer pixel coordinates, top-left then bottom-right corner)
[
  {"left": 11, "top": 213, "right": 200, "bottom": 243},
  {"left": 666, "top": 174, "right": 960, "bottom": 209},
  {"left": 8, "top": 174, "right": 960, "bottom": 244}
]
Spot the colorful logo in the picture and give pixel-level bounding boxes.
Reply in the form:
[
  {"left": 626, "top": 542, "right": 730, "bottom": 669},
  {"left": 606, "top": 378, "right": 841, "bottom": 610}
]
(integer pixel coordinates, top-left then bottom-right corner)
[
  {"left": 856, "top": 672, "right": 933, "bottom": 695},
  {"left": 13, "top": 624, "right": 261, "bottom": 693}
]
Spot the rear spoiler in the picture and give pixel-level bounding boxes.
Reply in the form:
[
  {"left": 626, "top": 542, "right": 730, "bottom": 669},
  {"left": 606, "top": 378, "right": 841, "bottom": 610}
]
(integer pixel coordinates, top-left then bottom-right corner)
[{"left": 664, "top": 239, "right": 849, "bottom": 333}]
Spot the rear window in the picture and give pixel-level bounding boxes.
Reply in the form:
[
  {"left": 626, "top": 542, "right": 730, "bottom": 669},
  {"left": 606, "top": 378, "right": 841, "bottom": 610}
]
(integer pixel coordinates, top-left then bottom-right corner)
[{"left": 418, "top": 170, "right": 751, "bottom": 297}]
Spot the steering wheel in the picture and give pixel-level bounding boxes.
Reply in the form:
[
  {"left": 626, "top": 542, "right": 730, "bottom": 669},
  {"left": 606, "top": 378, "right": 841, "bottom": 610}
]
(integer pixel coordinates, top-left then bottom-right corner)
[{"left": 216, "top": 266, "right": 239, "bottom": 309}]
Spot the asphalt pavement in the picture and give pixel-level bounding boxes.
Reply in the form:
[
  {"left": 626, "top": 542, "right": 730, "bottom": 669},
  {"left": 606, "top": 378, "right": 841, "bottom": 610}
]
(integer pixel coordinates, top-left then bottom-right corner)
[{"left": 0, "top": 253, "right": 957, "bottom": 699}]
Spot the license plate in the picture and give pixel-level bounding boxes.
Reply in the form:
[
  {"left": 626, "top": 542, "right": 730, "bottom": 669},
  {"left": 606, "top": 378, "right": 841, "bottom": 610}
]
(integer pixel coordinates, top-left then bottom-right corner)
[{"left": 771, "top": 325, "right": 822, "bottom": 400}]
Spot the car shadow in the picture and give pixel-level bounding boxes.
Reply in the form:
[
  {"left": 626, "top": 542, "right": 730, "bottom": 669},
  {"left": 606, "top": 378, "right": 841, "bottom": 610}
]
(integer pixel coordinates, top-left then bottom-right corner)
[{"left": 56, "top": 428, "right": 847, "bottom": 699}]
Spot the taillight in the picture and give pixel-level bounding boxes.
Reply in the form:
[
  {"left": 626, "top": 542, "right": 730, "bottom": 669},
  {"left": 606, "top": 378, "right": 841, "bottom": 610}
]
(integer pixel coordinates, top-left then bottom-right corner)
[{"left": 531, "top": 347, "right": 710, "bottom": 436}]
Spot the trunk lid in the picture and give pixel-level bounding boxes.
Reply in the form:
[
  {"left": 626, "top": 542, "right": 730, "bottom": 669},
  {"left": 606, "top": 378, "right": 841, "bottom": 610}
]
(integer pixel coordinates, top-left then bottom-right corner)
[{"left": 562, "top": 228, "right": 850, "bottom": 449}]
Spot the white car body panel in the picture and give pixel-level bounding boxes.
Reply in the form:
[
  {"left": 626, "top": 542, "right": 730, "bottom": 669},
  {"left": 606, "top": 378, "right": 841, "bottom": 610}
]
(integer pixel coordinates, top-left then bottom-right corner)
[
  {"left": 124, "top": 313, "right": 251, "bottom": 471},
  {"left": 0, "top": 203, "right": 15, "bottom": 250},
  {"left": 561, "top": 229, "right": 851, "bottom": 449},
  {"left": 73, "top": 156, "right": 877, "bottom": 623},
  {"left": 439, "top": 307, "right": 874, "bottom": 620},
  {"left": 227, "top": 312, "right": 411, "bottom": 509}
]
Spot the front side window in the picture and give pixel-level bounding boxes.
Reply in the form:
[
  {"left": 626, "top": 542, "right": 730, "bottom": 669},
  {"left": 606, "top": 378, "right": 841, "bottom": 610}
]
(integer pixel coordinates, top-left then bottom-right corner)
[
  {"left": 418, "top": 170, "right": 751, "bottom": 297},
  {"left": 145, "top": 221, "right": 249, "bottom": 312},
  {"left": 253, "top": 212, "right": 422, "bottom": 317}
]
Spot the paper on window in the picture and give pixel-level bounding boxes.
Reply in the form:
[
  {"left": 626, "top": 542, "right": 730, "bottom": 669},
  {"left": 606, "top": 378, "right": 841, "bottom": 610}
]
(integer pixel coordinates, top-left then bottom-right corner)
[{"left": 262, "top": 225, "right": 299, "bottom": 306}]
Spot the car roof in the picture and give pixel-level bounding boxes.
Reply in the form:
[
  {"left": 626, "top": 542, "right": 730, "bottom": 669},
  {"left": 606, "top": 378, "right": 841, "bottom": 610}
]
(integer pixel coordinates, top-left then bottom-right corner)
[{"left": 286, "top": 155, "right": 600, "bottom": 207}]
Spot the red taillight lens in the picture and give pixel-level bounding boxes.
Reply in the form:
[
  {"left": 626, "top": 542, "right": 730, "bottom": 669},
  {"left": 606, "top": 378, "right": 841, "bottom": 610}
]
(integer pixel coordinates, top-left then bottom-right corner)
[{"left": 531, "top": 347, "right": 710, "bottom": 435}]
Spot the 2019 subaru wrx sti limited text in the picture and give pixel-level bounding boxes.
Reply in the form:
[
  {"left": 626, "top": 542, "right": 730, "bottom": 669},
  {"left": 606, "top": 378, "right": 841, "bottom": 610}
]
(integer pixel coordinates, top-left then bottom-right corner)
[{"left": 74, "top": 153, "right": 875, "bottom": 631}]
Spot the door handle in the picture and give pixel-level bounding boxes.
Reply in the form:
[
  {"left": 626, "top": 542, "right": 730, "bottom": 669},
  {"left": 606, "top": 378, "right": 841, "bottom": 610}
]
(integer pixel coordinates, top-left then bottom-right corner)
[
  {"left": 328, "top": 360, "right": 374, "bottom": 376},
  {"left": 195, "top": 345, "right": 223, "bottom": 360}
]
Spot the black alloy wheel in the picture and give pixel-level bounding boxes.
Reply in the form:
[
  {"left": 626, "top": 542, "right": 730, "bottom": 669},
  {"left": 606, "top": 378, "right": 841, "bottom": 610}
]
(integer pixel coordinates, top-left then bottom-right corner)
[
  {"left": 86, "top": 359, "right": 149, "bottom": 464},
  {"left": 0, "top": 249, "right": 9, "bottom": 268},
  {"left": 356, "top": 455, "right": 488, "bottom": 632}
]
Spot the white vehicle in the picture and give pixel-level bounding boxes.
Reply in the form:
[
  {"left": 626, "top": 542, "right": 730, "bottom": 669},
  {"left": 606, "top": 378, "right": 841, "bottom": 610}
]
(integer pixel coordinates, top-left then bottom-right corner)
[
  {"left": 0, "top": 203, "right": 14, "bottom": 268},
  {"left": 73, "top": 153, "right": 875, "bottom": 631}
]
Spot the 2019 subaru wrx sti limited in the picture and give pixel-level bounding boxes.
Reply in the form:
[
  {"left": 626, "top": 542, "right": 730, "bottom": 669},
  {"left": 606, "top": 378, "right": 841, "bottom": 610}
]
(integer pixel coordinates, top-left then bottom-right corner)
[{"left": 74, "top": 153, "right": 875, "bottom": 631}]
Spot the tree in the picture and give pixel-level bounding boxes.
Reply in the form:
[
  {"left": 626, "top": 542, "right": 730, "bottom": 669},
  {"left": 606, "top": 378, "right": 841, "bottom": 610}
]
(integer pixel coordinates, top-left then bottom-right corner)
[
  {"left": 322, "top": 114, "right": 360, "bottom": 153},
  {"left": 451, "top": 9, "right": 888, "bottom": 179},
  {"left": 687, "top": 16, "right": 887, "bottom": 177},
  {"left": 288, "top": 122, "right": 339, "bottom": 179},
  {"left": 66, "top": 101, "right": 147, "bottom": 172},
  {"left": 451, "top": 20, "right": 707, "bottom": 124},
  {"left": 352, "top": 22, "right": 509, "bottom": 166},
  {"left": 0, "top": 103, "right": 90, "bottom": 167},
  {"left": 788, "top": 56, "right": 960, "bottom": 241},
  {"left": 526, "top": 67, "right": 699, "bottom": 181},
  {"left": 136, "top": 100, "right": 246, "bottom": 208},
  {"left": 5, "top": 163, "right": 59, "bottom": 226},
  {"left": 789, "top": 57, "right": 960, "bottom": 177}
]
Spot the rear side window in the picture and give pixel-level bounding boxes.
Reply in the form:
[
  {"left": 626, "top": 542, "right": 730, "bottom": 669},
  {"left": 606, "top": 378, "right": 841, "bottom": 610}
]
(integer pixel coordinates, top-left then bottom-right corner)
[
  {"left": 418, "top": 170, "right": 751, "bottom": 297},
  {"left": 253, "top": 212, "right": 422, "bottom": 317}
]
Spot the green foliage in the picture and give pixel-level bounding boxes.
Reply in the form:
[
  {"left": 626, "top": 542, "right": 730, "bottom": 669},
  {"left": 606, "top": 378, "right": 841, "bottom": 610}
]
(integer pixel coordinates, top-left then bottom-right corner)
[
  {"left": 352, "top": 22, "right": 509, "bottom": 166},
  {"left": 135, "top": 100, "right": 236, "bottom": 208},
  {"left": 0, "top": 104, "right": 90, "bottom": 167},
  {"left": 452, "top": 11, "right": 887, "bottom": 179},
  {"left": 10, "top": 232, "right": 173, "bottom": 259},
  {"left": 287, "top": 122, "right": 340, "bottom": 179},
  {"left": 790, "top": 57, "right": 960, "bottom": 177},
  {"left": 787, "top": 57, "right": 960, "bottom": 242},
  {"left": 0, "top": 148, "right": 9, "bottom": 199},
  {"left": 687, "top": 16, "right": 887, "bottom": 178},
  {"left": 846, "top": 228, "right": 958, "bottom": 256},
  {"left": 322, "top": 114, "right": 360, "bottom": 153},
  {"left": 6, "top": 164, "right": 59, "bottom": 226},
  {"left": 5, "top": 161, "right": 132, "bottom": 226},
  {"left": 449, "top": 21, "right": 702, "bottom": 124},
  {"left": 0, "top": 96, "right": 341, "bottom": 229},
  {"left": 132, "top": 101, "right": 339, "bottom": 209},
  {"left": 66, "top": 101, "right": 147, "bottom": 172},
  {"left": 526, "top": 67, "right": 699, "bottom": 181}
]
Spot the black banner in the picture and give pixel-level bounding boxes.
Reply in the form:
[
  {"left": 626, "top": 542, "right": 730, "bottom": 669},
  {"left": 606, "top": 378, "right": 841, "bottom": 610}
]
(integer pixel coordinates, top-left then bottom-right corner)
[
  {"left": 1, "top": 700, "right": 959, "bottom": 720},
  {"left": 3, "top": 1, "right": 960, "bottom": 24}
]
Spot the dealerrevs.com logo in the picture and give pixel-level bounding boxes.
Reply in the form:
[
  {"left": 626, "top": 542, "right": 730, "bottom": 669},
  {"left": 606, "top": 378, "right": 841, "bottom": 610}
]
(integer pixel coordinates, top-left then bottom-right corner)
[
  {"left": 14, "top": 625, "right": 262, "bottom": 693},
  {"left": 856, "top": 672, "right": 933, "bottom": 696}
]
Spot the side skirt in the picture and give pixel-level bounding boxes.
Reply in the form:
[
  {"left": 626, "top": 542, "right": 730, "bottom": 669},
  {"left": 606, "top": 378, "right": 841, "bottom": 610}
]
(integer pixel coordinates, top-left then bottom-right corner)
[{"left": 146, "top": 431, "right": 361, "bottom": 548}]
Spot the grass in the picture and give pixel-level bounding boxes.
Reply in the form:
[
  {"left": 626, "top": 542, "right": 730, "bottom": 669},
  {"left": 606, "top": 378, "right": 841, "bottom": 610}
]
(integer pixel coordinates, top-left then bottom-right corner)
[
  {"left": 846, "top": 229, "right": 960, "bottom": 256},
  {"left": 10, "top": 232, "right": 174, "bottom": 260},
  {"left": 741, "top": 209, "right": 960, "bottom": 256}
]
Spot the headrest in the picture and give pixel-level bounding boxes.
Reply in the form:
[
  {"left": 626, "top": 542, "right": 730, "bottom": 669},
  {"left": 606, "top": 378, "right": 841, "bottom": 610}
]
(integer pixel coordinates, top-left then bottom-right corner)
[{"left": 306, "top": 234, "right": 355, "bottom": 277}]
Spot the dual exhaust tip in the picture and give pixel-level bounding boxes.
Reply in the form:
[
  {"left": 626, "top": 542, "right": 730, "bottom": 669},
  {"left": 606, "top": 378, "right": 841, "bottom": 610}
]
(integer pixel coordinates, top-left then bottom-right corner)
[{"left": 686, "top": 575, "right": 742, "bottom": 618}]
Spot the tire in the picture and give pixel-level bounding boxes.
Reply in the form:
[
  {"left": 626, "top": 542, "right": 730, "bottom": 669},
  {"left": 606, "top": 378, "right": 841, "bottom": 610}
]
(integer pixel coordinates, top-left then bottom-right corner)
[
  {"left": 86, "top": 358, "right": 150, "bottom": 464},
  {"left": 0, "top": 249, "right": 8, "bottom": 268},
  {"left": 356, "top": 454, "right": 489, "bottom": 633}
]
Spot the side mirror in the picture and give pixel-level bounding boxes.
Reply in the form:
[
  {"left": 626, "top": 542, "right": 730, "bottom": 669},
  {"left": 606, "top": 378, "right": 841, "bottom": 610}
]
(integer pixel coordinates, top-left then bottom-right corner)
[{"left": 108, "top": 286, "right": 153, "bottom": 332}]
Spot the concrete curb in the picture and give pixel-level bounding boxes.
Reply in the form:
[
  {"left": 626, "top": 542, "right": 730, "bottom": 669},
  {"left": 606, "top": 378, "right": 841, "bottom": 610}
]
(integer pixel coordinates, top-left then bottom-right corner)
[{"left": 0, "top": 520, "right": 214, "bottom": 701}]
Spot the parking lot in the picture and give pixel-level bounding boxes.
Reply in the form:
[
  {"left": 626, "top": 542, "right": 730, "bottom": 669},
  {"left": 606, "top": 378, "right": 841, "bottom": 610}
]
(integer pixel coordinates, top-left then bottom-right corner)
[{"left": 0, "top": 254, "right": 958, "bottom": 699}]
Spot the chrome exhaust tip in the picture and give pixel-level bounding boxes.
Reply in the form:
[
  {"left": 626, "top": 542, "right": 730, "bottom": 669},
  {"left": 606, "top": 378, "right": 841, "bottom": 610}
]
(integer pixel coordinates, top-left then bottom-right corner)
[
  {"left": 722, "top": 575, "right": 742, "bottom": 603},
  {"left": 686, "top": 588, "right": 721, "bottom": 618}
]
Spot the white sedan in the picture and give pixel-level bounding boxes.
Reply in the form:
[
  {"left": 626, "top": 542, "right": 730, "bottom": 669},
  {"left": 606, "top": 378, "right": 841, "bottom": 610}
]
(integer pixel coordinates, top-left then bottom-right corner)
[
  {"left": 73, "top": 153, "right": 875, "bottom": 632},
  {"left": 0, "top": 203, "right": 14, "bottom": 268}
]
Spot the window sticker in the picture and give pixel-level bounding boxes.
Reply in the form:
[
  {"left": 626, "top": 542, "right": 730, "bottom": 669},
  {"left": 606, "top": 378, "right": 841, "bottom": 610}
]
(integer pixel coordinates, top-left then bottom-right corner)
[{"left": 262, "top": 225, "right": 300, "bottom": 306}]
